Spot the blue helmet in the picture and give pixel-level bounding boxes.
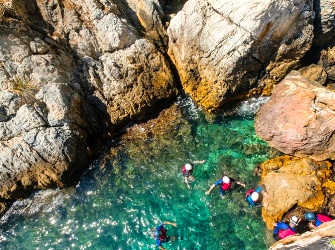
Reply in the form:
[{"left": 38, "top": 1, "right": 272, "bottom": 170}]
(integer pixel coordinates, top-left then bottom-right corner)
[
  {"left": 153, "top": 230, "right": 161, "bottom": 238},
  {"left": 305, "top": 212, "right": 316, "bottom": 221}
]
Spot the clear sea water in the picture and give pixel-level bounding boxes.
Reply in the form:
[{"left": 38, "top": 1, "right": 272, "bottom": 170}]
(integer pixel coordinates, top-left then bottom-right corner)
[{"left": 0, "top": 96, "right": 279, "bottom": 250}]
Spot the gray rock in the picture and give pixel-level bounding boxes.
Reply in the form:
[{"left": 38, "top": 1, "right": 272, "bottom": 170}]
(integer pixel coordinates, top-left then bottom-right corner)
[{"left": 167, "top": 0, "right": 314, "bottom": 111}]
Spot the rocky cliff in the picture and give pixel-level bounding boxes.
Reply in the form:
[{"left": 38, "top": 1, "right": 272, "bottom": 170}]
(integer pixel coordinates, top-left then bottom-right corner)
[{"left": 1, "top": 0, "right": 335, "bottom": 248}]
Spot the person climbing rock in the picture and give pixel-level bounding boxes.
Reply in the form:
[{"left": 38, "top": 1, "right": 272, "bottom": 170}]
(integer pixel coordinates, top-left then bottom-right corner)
[
  {"left": 305, "top": 212, "right": 333, "bottom": 229},
  {"left": 152, "top": 221, "right": 177, "bottom": 250},
  {"left": 181, "top": 160, "right": 205, "bottom": 189},
  {"left": 205, "top": 174, "right": 245, "bottom": 198},
  {"left": 245, "top": 185, "right": 268, "bottom": 208},
  {"left": 272, "top": 216, "right": 300, "bottom": 241}
]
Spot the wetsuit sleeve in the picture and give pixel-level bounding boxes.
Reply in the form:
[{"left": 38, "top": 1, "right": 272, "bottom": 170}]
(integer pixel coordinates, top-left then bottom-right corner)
[
  {"left": 315, "top": 219, "right": 322, "bottom": 227},
  {"left": 247, "top": 196, "right": 255, "bottom": 206},
  {"left": 155, "top": 238, "right": 162, "bottom": 246},
  {"left": 273, "top": 222, "right": 289, "bottom": 234},
  {"left": 230, "top": 177, "right": 236, "bottom": 182},
  {"left": 214, "top": 179, "right": 222, "bottom": 186}
]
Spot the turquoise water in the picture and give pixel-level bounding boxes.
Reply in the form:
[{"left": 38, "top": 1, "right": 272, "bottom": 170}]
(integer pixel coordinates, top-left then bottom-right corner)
[{"left": 0, "top": 97, "right": 278, "bottom": 250}]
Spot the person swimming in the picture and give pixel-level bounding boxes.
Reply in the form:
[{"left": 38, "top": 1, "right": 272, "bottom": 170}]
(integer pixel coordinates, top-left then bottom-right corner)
[
  {"left": 152, "top": 221, "right": 177, "bottom": 250},
  {"left": 205, "top": 175, "right": 245, "bottom": 199}
]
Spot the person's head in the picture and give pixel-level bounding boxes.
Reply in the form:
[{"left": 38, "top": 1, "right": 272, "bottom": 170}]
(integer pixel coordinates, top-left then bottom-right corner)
[
  {"left": 289, "top": 215, "right": 299, "bottom": 227},
  {"left": 153, "top": 230, "right": 161, "bottom": 239},
  {"left": 305, "top": 212, "right": 316, "bottom": 221},
  {"left": 251, "top": 191, "right": 259, "bottom": 202},
  {"left": 185, "top": 164, "right": 193, "bottom": 171},
  {"left": 222, "top": 176, "right": 230, "bottom": 184}
]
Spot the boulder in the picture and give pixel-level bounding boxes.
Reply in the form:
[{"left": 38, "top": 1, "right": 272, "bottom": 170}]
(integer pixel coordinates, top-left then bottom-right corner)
[
  {"left": 259, "top": 156, "right": 334, "bottom": 229},
  {"left": 84, "top": 38, "right": 177, "bottom": 127},
  {"left": 255, "top": 70, "right": 335, "bottom": 161},
  {"left": 167, "top": 0, "right": 314, "bottom": 111},
  {"left": 0, "top": 83, "right": 97, "bottom": 200}
]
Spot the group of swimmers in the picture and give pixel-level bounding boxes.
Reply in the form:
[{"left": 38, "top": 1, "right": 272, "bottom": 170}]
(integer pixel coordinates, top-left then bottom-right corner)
[{"left": 151, "top": 161, "right": 333, "bottom": 249}]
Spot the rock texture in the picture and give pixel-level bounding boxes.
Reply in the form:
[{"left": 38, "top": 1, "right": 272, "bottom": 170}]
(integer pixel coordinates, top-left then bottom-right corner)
[
  {"left": 167, "top": 0, "right": 314, "bottom": 111},
  {"left": 259, "top": 156, "right": 335, "bottom": 229},
  {"left": 0, "top": 0, "right": 177, "bottom": 211},
  {"left": 269, "top": 220, "right": 335, "bottom": 250},
  {"left": 255, "top": 71, "right": 335, "bottom": 161},
  {"left": 313, "top": 0, "right": 335, "bottom": 47}
]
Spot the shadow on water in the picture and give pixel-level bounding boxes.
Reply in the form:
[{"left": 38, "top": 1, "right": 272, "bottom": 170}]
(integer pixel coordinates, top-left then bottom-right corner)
[{"left": 0, "top": 97, "right": 275, "bottom": 250}]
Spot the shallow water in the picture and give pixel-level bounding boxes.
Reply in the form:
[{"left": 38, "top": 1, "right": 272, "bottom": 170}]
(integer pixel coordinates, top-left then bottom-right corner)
[{"left": 0, "top": 96, "right": 278, "bottom": 250}]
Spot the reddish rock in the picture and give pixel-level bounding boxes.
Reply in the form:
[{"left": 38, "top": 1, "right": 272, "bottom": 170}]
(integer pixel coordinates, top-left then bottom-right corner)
[{"left": 255, "top": 70, "right": 335, "bottom": 161}]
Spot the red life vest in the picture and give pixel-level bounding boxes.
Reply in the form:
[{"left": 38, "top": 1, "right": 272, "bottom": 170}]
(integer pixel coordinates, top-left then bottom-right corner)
[
  {"left": 278, "top": 228, "right": 295, "bottom": 239},
  {"left": 181, "top": 166, "right": 193, "bottom": 176},
  {"left": 221, "top": 181, "right": 232, "bottom": 191},
  {"left": 317, "top": 214, "right": 332, "bottom": 223},
  {"left": 245, "top": 188, "right": 255, "bottom": 198}
]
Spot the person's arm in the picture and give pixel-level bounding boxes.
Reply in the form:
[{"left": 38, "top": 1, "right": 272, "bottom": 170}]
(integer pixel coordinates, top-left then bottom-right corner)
[
  {"left": 159, "top": 247, "right": 165, "bottom": 250},
  {"left": 205, "top": 184, "right": 216, "bottom": 195},
  {"left": 192, "top": 160, "right": 205, "bottom": 164},
  {"left": 273, "top": 222, "right": 288, "bottom": 234},
  {"left": 184, "top": 176, "right": 191, "bottom": 189},
  {"left": 163, "top": 221, "right": 177, "bottom": 227},
  {"left": 308, "top": 221, "right": 317, "bottom": 229},
  {"left": 236, "top": 180, "right": 245, "bottom": 187}
]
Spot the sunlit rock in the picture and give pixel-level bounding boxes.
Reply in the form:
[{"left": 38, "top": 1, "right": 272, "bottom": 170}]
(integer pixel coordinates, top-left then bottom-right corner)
[
  {"left": 167, "top": 0, "right": 314, "bottom": 111},
  {"left": 255, "top": 70, "right": 335, "bottom": 161},
  {"left": 259, "top": 156, "right": 334, "bottom": 229},
  {"left": 313, "top": 0, "right": 335, "bottom": 47}
]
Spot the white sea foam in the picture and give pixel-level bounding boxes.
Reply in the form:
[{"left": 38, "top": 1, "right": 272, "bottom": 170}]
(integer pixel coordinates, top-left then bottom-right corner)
[{"left": 235, "top": 96, "right": 270, "bottom": 116}]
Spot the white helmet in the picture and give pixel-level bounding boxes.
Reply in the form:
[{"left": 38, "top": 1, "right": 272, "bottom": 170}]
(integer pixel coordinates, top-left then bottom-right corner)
[
  {"left": 251, "top": 192, "right": 259, "bottom": 202},
  {"left": 222, "top": 176, "right": 230, "bottom": 184},
  {"left": 290, "top": 216, "right": 299, "bottom": 226},
  {"left": 185, "top": 164, "right": 192, "bottom": 170}
]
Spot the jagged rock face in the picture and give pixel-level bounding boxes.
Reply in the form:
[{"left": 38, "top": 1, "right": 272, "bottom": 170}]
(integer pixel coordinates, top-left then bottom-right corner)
[
  {"left": 0, "top": 0, "right": 178, "bottom": 208},
  {"left": 255, "top": 71, "right": 335, "bottom": 161},
  {"left": 269, "top": 220, "right": 335, "bottom": 250},
  {"left": 167, "top": 0, "right": 314, "bottom": 111},
  {"left": 0, "top": 83, "right": 93, "bottom": 199},
  {"left": 260, "top": 156, "right": 334, "bottom": 229},
  {"left": 85, "top": 39, "right": 177, "bottom": 126},
  {"left": 313, "top": 0, "right": 335, "bottom": 47},
  {"left": 0, "top": 19, "right": 95, "bottom": 200},
  {"left": 317, "top": 41, "right": 335, "bottom": 83}
]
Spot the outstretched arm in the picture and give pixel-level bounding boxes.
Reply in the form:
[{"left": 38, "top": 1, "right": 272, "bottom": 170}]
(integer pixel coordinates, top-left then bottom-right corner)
[
  {"left": 236, "top": 180, "right": 245, "bottom": 187},
  {"left": 163, "top": 221, "right": 177, "bottom": 227},
  {"left": 192, "top": 160, "right": 206, "bottom": 164},
  {"left": 205, "top": 184, "right": 216, "bottom": 195}
]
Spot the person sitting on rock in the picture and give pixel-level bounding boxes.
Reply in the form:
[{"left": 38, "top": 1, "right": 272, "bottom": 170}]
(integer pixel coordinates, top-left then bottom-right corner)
[
  {"left": 305, "top": 212, "right": 333, "bottom": 229},
  {"left": 205, "top": 174, "right": 245, "bottom": 199},
  {"left": 152, "top": 221, "right": 177, "bottom": 250},
  {"left": 181, "top": 160, "right": 205, "bottom": 189},
  {"left": 272, "top": 215, "right": 300, "bottom": 241},
  {"left": 245, "top": 185, "right": 268, "bottom": 208}
]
